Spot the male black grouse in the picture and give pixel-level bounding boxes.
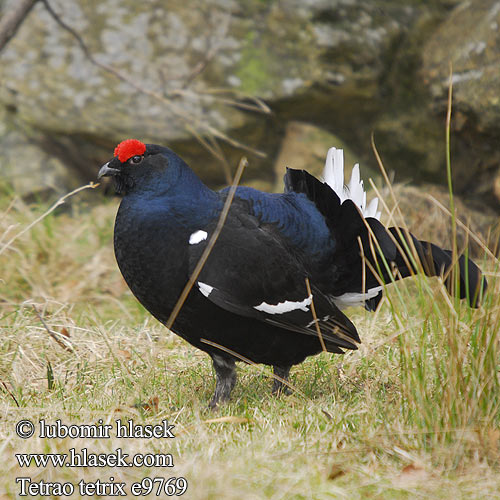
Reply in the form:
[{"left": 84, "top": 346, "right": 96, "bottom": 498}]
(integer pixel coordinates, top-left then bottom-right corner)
[{"left": 98, "top": 139, "right": 486, "bottom": 408}]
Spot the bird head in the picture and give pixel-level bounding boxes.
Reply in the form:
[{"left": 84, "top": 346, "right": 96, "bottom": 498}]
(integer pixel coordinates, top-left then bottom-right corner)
[{"left": 98, "top": 139, "right": 189, "bottom": 195}]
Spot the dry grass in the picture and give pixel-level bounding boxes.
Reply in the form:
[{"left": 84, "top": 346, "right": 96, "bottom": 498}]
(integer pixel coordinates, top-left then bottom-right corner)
[
  {"left": 383, "top": 183, "right": 499, "bottom": 259},
  {"left": 0, "top": 180, "right": 499, "bottom": 499}
]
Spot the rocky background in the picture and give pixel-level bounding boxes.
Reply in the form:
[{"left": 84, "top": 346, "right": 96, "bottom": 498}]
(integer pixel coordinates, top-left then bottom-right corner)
[{"left": 1, "top": 0, "right": 499, "bottom": 218}]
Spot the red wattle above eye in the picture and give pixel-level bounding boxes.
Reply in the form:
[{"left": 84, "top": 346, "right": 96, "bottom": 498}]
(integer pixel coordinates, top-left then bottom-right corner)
[{"left": 114, "top": 139, "right": 146, "bottom": 163}]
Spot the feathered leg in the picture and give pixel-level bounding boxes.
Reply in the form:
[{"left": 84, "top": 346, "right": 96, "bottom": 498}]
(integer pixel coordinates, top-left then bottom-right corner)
[
  {"left": 209, "top": 354, "right": 236, "bottom": 409},
  {"left": 272, "top": 365, "right": 292, "bottom": 395}
]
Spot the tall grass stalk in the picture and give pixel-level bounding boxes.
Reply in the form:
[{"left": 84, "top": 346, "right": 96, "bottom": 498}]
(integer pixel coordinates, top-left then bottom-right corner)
[
  {"left": 0, "top": 139, "right": 498, "bottom": 498},
  {"left": 371, "top": 68, "right": 499, "bottom": 463}
]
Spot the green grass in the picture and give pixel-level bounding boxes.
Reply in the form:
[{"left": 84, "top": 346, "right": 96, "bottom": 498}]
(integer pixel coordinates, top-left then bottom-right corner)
[{"left": 0, "top": 180, "right": 498, "bottom": 499}]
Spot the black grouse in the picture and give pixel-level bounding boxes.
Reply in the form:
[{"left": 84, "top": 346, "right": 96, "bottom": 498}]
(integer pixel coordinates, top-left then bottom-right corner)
[{"left": 98, "top": 139, "right": 486, "bottom": 407}]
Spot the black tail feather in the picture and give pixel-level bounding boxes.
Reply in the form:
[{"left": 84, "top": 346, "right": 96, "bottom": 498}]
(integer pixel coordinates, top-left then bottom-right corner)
[
  {"left": 284, "top": 167, "right": 487, "bottom": 309},
  {"left": 385, "top": 227, "right": 487, "bottom": 308}
]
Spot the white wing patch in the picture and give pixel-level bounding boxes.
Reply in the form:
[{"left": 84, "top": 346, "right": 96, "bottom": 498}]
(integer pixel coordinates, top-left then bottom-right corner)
[
  {"left": 323, "top": 147, "right": 381, "bottom": 220},
  {"left": 254, "top": 294, "right": 313, "bottom": 314},
  {"left": 189, "top": 230, "right": 208, "bottom": 245},
  {"left": 333, "top": 286, "right": 383, "bottom": 310},
  {"left": 197, "top": 282, "right": 214, "bottom": 297}
]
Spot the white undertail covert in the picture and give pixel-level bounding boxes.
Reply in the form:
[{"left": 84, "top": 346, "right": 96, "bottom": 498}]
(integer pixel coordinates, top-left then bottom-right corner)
[{"left": 323, "top": 147, "right": 383, "bottom": 309}]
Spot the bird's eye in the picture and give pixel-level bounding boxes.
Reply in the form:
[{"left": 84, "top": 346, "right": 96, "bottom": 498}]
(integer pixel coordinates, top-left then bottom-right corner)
[{"left": 128, "top": 155, "right": 143, "bottom": 165}]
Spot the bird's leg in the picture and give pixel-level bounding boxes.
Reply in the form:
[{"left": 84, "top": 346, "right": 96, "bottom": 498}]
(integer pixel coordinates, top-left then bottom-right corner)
[
  {"left": 209, "top": 354, "right": 237, "bottom": 409},
  {"left": 272, "top": 365, "right": 292, "bottom": 395}
]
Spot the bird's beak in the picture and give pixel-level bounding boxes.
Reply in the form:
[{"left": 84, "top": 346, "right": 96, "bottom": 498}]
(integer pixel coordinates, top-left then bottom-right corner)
[{"left": 97, "top": 162, "right": 120, "bottom": 179}]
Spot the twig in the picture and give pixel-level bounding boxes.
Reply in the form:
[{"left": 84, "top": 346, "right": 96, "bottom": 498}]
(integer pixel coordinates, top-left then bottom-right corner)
[
  {"left": 184, "top": 125, "right": 233, "bottom": 184},
  {"left": 446, "top": 62, "right": 457, "bottom": 251},
  {"left": 0, "top": 182, "right": 98, "bottom": 256},
  {"left": 0, "top": 379, "right": 20, "bottom": 407},
  {"left": 181, "top": 40, "right": 221, "bottom": 90},
  {"left": 32, "top": 305, "right": 74, "bottom": 353},
  {"left": 202, "top": 88, "right": 272, "bottom": 114},
  {"left": 305, "top": 277, "right": 327, "bottom": 352},
  {"left": 166, "top": 157, "right": 248, "bottom": 329},
  {"left": 0, "top": 0, "right": 39, "bottom": 53},
  {"left": 170, "top": 88, "right": 271, "bottom": 114}
]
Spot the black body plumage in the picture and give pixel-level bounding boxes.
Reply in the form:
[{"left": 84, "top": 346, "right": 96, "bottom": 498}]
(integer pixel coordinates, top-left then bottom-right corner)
[{"left": 99, "top": 142, "right": 487, "bottom": 407}]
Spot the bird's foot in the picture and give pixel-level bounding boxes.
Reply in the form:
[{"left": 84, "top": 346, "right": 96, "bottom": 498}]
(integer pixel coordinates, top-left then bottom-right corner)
[
  {"left": 208, "top": 354, "right": 236, "bottom": 410},
  {"left": 271, "top": 365, "right": 292, "bottom": 396}
]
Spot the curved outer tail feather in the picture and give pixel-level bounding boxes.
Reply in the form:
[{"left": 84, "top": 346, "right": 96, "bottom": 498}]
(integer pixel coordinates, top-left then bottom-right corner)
[{"left": 384, "top": 228, "right": 486, "bottom": 308}]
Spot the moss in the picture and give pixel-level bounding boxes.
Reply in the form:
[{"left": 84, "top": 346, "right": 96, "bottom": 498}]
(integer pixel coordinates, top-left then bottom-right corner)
[{"left": 234, "top": 31, "right": 276, "bottom": 96}]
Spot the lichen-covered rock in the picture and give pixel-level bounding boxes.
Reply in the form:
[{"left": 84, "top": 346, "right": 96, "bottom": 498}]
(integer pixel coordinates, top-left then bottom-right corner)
[
  {"left": 422, "top": 0, "right": 500, "bottom": 132},
  {"left": 0, "top": 0, "right": 498, "bottom": 211},
  {"left": 0, "top": 0, "right": 424, "bottom": 193},
  {"left": 0, "top": 0, "right": 246, "bottom": 140},
  {"left": 421, "top": 0, "right": 500, "bottom": 205},
  {"left": 0, "top": 108, "right": 73, "bottom": 196}
]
